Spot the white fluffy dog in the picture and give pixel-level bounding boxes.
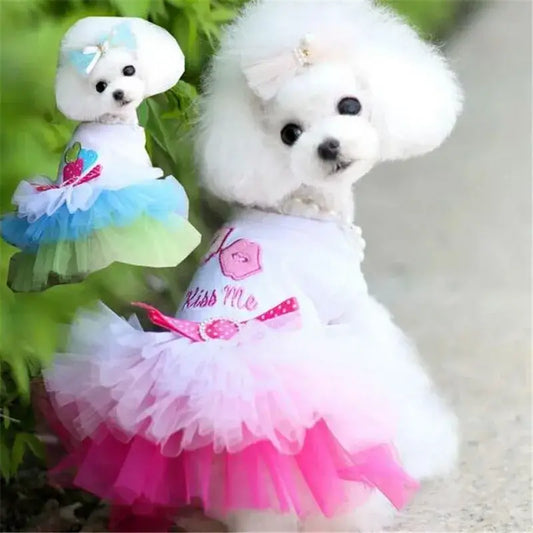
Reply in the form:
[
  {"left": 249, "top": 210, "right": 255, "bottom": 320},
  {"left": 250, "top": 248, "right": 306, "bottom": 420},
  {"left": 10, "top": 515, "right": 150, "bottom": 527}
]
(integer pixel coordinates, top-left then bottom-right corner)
[
  {"left": 195, "top": 0, "right": 462, "bottom": 531},
  {"left": 56, "top": 16, "right": 183, "bottom": 123},
  {"left": 198, "top": 0, "right": 462, "bottom": 221}
]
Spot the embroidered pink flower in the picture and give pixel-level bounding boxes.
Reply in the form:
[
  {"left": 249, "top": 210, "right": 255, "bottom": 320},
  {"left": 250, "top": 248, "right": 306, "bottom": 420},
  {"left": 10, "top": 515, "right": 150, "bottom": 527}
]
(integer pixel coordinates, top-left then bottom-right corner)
[{"left": 219, "top": 239, "right": 262, "bottom": 280}]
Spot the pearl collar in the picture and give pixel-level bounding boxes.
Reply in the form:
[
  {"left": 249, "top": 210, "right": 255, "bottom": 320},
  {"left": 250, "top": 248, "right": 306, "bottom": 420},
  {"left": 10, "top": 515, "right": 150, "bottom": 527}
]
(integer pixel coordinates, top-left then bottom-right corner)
[{"left": 238, "top": 198, "right": 366, "bottom": 260}]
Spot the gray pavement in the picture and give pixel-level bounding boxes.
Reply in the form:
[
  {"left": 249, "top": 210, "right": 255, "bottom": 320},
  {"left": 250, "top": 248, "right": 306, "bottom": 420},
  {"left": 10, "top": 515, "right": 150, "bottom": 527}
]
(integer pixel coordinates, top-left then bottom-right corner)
[{"left": 356, "top": 1, "right": 532, "bottom": 531}]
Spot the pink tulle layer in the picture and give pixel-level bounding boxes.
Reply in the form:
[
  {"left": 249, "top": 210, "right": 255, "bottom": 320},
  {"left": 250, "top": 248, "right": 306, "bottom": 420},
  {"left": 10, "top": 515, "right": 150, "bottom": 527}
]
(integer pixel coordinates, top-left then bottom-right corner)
[
  {"left": 50, "top": 418, "right": 418, "bottom": 519},
  {"left": 41, "top": 304, "right": 420, "bottom": 526}
]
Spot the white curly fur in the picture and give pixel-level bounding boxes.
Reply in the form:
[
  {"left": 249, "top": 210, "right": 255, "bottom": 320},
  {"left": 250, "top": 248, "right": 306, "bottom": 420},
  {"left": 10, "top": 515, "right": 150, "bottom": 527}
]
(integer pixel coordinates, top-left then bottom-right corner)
[
  {"left": 196, "top": 1, "right": 461, "bottom": 531},
  {"left": 55, "top": 17, "right": 184, "bottom": 123},
  {"left": 196, "top": 0, "right": 462, "bottom": 220}
]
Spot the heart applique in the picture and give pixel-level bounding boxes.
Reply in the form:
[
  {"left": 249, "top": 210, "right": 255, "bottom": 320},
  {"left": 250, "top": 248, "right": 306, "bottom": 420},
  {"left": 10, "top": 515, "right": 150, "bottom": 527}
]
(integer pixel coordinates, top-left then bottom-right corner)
[
  {"left": 78, "top": 148, "right": 98, "bottom": 172},
  {"left": 34, "top": 144, "right": 102, "bottom": 191},
  {"left": 62, "top": 158, "right": 84, "bottom": 182}
]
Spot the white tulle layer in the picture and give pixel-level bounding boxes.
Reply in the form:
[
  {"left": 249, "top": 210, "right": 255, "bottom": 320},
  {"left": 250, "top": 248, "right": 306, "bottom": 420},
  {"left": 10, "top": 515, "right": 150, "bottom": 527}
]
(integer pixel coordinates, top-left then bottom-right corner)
[
  {"left": 45, "top": 304, "right": 397, "bottom": 456},
  {"left": 13, "top": 164, "right": 163, "bottom": 221}
]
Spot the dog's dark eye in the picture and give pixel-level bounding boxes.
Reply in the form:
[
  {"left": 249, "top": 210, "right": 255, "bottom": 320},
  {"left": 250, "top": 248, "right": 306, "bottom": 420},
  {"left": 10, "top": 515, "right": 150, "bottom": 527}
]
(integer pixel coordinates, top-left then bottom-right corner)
[
  {"left": 280, "top": 124, "right": 303, "bottom": 146},
  {"left": 337, "top": 97, "right": 362, "bottom": 116},
  {"left": 95, "top": 81, "right": 107, "bottom": 93},
  {"left": 123, "top": 65, "right": 135, "bottom": 76}
]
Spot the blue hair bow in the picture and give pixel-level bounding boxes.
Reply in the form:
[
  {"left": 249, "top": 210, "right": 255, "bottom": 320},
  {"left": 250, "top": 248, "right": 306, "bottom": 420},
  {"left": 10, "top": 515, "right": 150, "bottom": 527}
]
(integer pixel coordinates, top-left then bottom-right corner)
[{"left": 68, "top": 21, "right": 137, "bottom": 75}]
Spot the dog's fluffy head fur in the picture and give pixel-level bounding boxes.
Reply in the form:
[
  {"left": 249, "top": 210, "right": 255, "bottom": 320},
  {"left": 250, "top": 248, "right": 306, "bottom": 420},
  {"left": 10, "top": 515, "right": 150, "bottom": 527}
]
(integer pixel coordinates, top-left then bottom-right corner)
[
  {"left": 56, "top": 17, "right": 184, "bottom": 122},
  {"left": 197, "top": 0, "right": 463, "bottom": 212}
]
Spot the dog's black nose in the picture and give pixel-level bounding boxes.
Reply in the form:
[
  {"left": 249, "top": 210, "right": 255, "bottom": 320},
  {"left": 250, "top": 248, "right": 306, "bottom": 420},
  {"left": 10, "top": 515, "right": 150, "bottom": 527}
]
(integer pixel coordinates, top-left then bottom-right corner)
[
  {"left": 317, "top": 138, "right": 340, "bottom": 161},
  {"left": 113, "top": 90, "right": 124, "bottom": 102}
]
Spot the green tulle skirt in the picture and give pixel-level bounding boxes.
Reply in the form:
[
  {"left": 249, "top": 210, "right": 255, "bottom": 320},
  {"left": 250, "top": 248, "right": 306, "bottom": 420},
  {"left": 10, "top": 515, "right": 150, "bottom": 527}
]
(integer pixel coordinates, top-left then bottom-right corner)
[{"left": 7, "top": 214, "right": 200, "bottom": 292}]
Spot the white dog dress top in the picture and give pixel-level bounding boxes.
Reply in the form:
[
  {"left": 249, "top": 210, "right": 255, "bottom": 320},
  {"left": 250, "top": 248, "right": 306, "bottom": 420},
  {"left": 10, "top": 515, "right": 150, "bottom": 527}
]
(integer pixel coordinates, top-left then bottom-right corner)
[
  {"left": 12, "top": 123, "right": 163, "bottom": 221},
  {"left": 177, "top": 209, "right": 368, "bottom": 328}
]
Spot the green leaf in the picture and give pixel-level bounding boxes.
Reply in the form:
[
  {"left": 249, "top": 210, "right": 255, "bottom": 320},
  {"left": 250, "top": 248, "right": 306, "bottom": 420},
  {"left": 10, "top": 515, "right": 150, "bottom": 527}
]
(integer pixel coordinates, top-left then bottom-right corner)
[
  {"left": 110, "top": 0, "right": 152, "bottom": 18},
  {"left": 8, "top": 433, "right": 45, "bottom": 476},
  {"left": 9, "top": 357, "right": 30, "bottom": 398},
  {"left": 64, "top": 141, "right": 80, "bottom": 163},
  {"left": 2, "top": 408, "right": 10, "bottom": 429},
  {"left": 165, "top": 0, "right": 185, "bottom": 8},
  {"left": 137, "top": 101, "right": 149, "bottom": 127},
  {"left": 171, "top": 80, "right": 198, "bottom": 102},
  {"left": 0, "top": 439, "right": 10, "bottom": 480},
  {"left": 145, "top": 99, "right": 167, "bottom": 151},
  {"left": 11, "top": 433, "right": 26, "bottom": 474},
  {"left": 20, "top": 433, "right": 45, "bottom": 460},
  {"left": 148, "top": 0, "right": 167, "bottom": 23},
  {"left": 211, "top": 6, "right": 238, "bottom": 23}
]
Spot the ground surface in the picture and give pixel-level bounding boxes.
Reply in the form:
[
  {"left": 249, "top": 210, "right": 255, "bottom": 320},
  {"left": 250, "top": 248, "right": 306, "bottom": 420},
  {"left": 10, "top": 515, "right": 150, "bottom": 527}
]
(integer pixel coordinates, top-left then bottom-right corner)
[{"left": 356, "top": 1, "right": 531, "bottom": 531}]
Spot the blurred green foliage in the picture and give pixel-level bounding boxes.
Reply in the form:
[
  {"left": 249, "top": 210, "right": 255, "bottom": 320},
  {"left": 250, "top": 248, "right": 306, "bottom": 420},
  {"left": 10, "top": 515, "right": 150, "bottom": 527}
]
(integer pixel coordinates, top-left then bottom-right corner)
[{"left": 0, "top": 0, "right": 461, "bottom": 479}]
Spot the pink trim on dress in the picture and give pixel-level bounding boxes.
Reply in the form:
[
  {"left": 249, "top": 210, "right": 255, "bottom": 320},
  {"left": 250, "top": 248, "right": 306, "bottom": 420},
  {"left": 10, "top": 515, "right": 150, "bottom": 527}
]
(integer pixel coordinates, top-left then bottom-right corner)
[{"left": 132, "top": 297, "right": 300, "bottom": 342}]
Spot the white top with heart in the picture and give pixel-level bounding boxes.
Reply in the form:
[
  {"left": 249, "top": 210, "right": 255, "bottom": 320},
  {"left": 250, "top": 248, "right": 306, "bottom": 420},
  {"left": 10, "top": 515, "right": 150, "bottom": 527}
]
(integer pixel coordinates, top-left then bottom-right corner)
[{"left": 11, "top": 122, "right": 163, "bottom": 221}]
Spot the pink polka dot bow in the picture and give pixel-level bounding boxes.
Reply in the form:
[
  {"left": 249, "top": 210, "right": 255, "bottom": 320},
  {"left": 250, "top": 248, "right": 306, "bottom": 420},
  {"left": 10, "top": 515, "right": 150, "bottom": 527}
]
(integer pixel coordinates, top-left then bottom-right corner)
[{"left": 132, "top": 297, "right": 301, "bottom": 342}]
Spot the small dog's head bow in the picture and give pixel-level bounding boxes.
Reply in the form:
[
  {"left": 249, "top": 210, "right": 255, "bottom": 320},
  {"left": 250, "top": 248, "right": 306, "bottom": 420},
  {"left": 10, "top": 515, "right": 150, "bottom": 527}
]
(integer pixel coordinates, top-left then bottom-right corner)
[
  {"left": 242, "top": 34, "right": 318, "bottom": 100},
  {"left": 68, "top": 21, "right": 137, "bottom": 76},
  {"left": 293, "top": 34, "right": 314, "bottom": 67}
]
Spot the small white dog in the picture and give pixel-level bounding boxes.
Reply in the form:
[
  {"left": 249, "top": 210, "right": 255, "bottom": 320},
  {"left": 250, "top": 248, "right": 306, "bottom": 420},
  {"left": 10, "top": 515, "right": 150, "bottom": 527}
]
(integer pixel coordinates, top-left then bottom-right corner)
[
  {"left": 198, "top": 0, "right": 462, "bottom": 221},
  {"left": 56, "top": 16, "right": 183, "bottom": 124},
  {"left": 194, "top": 0, "right": 463, "bottom": 530},
  {"left": 1, "top": 17, "right": 199, "bottom": 291}
]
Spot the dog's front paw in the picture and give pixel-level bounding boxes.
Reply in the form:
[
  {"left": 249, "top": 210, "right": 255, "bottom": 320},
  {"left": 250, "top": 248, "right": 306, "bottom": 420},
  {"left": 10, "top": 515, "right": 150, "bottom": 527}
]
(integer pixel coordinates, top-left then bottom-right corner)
[{"left": 301, "top": 492, "right": 396, "bottom": 532}]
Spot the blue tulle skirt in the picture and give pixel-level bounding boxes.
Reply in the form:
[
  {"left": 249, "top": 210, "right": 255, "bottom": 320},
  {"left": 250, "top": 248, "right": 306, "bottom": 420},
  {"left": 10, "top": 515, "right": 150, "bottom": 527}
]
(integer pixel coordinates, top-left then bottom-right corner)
[{"left": 1, "top": 177, "right": 189, "bottom": 252}]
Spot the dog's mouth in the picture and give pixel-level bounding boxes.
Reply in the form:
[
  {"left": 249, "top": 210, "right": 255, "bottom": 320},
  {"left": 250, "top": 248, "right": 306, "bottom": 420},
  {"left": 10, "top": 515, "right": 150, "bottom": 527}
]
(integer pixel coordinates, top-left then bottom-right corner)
[
  {"left": 120, "top": 99, "right": 133, "bottom": 107},
  {"left": 330, "top": 159, "right": 354, "bottom": 175}
]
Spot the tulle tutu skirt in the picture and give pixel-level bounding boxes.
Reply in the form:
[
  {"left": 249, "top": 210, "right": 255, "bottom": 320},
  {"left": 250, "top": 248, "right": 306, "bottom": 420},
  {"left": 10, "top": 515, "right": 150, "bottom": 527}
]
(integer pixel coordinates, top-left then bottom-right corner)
[
  {"left": 1, "top": 178, "right": 200, "bottom": 291},
  {"left": 43, "top": 304, "right": 418, "bottom": 521}
]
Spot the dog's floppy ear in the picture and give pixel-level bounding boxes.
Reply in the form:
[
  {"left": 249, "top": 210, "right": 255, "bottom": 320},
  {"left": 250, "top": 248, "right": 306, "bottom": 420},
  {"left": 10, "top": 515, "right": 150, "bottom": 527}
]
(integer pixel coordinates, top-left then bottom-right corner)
[
  {"left": 196, "top": 55, "right": 299, "bottom": 208},
  {"left": 55, "top": 64, "right": 96, "bottom": 121},
  {"left": 130, "top": 18, "right": 184, "bottom": 97},
  {"left": 354, "top": 6, "right": 463, "bottom": 160},
  {"left": 55, "top": 17, "right": 122, "bottom": 121}
]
